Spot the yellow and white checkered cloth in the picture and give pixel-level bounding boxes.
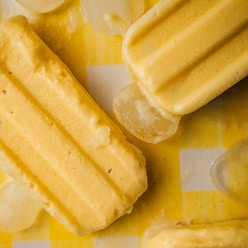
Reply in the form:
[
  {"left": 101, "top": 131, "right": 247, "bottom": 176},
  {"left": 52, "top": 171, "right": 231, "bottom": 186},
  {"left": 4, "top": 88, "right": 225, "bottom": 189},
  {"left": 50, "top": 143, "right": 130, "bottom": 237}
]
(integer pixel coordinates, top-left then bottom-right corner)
[{"left": 1, "top": 0, "right": 248, "bottom": 247}]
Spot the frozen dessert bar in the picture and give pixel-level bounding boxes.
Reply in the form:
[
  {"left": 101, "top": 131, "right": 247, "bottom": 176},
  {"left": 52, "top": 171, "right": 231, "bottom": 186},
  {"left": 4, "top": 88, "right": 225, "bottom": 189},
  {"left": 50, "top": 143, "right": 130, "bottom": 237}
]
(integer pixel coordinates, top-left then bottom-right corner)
[
  {"left": 0, "top": 16, "right": 147, "bottom": 235},
  {"left": 141, "top": 220, "right": 248, "bottom": 248},
  {"left": 114, "top": 0, "right": 248, "bottom": 143}
]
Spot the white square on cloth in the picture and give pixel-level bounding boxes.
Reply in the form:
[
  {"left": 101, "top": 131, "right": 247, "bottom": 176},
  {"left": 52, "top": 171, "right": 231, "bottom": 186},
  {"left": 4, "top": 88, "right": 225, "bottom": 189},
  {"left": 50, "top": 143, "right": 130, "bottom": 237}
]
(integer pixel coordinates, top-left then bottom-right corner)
[
  {"left": 13, "top": 241, "right": 50, "bottom": 248},
  {"left": 86, "top": 64, "right": 131, "bottom": 111},
  {"left": 180, "top": 148, "right": 224, "bottom": 191}
]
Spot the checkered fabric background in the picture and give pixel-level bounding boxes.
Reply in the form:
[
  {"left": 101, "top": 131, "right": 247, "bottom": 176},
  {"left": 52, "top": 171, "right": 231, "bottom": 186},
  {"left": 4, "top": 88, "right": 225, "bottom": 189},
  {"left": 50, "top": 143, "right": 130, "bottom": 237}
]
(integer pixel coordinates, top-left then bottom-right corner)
[{"left": 1, "top": 0, "right": 248, "bottom": 247}]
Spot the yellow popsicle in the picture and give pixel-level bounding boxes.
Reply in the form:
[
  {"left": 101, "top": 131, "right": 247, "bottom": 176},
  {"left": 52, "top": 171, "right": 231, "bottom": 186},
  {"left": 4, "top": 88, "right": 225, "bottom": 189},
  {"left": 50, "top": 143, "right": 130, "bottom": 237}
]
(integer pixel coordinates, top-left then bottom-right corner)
[
  {"left": 141, "top": 220, "right": 248, "bottom": 248},
  {"left": 0, "top": 16, "right": 147, "bottom": 235},
  {"left": 114, "top": 0, "right": 248, "bottom": 143}
]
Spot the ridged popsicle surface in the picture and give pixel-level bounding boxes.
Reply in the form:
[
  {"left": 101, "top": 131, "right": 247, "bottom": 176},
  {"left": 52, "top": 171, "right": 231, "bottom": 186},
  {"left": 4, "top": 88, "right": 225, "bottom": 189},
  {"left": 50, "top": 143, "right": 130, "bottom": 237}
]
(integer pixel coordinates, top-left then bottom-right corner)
[
  {"left": 123, "top": 0, "right": 248, "bottom": 115},
  {"left": 0, "top": 16, "right": 147, "bottom": 235}
]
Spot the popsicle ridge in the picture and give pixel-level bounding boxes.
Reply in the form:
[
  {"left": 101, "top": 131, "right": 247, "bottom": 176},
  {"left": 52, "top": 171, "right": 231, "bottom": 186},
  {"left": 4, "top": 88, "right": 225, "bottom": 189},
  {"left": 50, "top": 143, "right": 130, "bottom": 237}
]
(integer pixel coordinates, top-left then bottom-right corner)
[
  {"left": 0, "top": 16, "right": 147, "bottom": 234},
  {"left": 0, "top": 17, "right": 144, "bottom": 191},
  {"left": 0, "top": 141, "right": 88, "bottom": 232},
  {"left": 0, "top": 66, "right": 129, "bottom": 232},
  {"left": 123, "top": 0, "right": 248, "bottom": 115}
]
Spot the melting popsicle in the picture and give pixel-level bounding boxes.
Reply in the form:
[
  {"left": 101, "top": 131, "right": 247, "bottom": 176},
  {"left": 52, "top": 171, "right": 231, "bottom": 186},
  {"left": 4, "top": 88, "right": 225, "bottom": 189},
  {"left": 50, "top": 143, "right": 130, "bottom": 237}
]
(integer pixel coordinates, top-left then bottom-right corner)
[
  {"left": 0, "top": 16, "right": 147, "bottom": 235},
  {"left": 114, "top": 0, "right": 248, "bottom": 143}
]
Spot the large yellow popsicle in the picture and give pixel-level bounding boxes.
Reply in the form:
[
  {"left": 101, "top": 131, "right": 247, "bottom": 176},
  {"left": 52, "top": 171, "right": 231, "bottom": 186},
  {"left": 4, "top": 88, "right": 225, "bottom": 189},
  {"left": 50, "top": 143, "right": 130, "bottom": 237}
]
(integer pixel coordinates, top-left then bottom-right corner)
[
  {"left": 0, "top": 16, "right": 147, "bottom": 235},
  {"left": 113, "top": 0, "right": 248, "bottom": 143}
]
